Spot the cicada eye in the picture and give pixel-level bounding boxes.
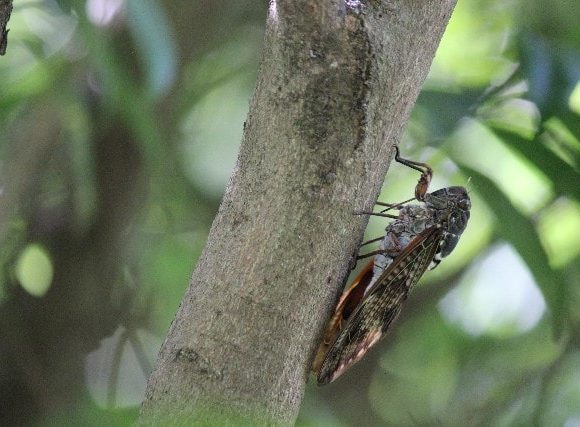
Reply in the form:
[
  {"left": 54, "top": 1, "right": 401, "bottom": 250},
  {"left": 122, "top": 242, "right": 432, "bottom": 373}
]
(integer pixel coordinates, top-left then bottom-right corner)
[{"left": 458, "top": 198, "right": 471, "bottom": 210}]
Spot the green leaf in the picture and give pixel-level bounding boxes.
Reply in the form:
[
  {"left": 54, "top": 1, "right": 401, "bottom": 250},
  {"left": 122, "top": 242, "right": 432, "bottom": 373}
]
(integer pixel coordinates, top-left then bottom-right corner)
[
  {"left": 125, "top": 0, "right": 177, "bottom": 98},
  {"left": 518, "top": 33, "right": 580, "bottom": 120},
  {"left": 558, "top": 111, "right": 580, "bottom": 151},
  {"left": 415, "top": 89, "right": 483, "bottom": 140},
  {"left": 489, "top": 127, "right": 580, "bottom": 201},
  {"left": 15, "top": 243, "right": 53, "bottom": 297},
  {"left": 458, "top": 167, "right": 566, "bottom": 334}
]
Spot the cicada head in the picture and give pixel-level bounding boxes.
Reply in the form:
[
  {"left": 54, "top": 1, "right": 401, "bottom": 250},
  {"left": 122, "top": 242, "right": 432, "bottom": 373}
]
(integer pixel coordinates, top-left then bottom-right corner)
[
  {"left": 425, "top": 186, "right": 469, "bottom": 222},
  {"left": 426, "top": 186, "right": 469, "bottom": 207},
  {"left": 425, "top": 186, "right": 471, "bottom": 259}
]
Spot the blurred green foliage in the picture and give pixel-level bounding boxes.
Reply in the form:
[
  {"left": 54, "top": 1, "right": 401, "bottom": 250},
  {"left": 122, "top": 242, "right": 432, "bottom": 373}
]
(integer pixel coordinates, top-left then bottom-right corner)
[{"left": 0, "top": 0, "right": 578, "bottom": 426}]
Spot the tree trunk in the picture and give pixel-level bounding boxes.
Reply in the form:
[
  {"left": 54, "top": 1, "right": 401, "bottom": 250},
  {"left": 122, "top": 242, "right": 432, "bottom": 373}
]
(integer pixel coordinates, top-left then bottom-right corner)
[
  {"left": 139, "top": 0, "right": 456, "bottom": 425},
  {"left": 0, "top": 0, "right": 13, "bottom": 55}
]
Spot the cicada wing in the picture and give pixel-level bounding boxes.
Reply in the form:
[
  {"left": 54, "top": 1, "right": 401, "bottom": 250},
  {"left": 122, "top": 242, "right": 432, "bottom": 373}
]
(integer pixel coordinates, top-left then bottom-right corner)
[
  {"left": 312, "top": 258, "right": 375, "bottom": 373},
  {"left": 317, "top": 226, "right": 443, "bottom": 385}
]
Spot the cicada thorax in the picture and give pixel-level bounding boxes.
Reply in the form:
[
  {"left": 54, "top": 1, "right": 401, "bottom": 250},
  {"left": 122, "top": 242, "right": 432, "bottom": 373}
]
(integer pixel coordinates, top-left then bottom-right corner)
[
  {"left": 370, "top": 204, "right": 439, "bottom": 288},
  {"left": 313, "top": 149, "right": 471, "bottom": 385},
  {"left": 423, "top": 186, "right": 471, "bottom": 268},
  {"left": 371, "top": 186, "right": 470, "bottom": 285}
]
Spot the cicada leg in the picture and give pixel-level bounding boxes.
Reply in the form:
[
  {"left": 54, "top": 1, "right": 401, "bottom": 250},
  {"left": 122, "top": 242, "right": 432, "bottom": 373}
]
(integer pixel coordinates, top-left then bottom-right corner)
[{"left": 394, "top": 146, "right": 433, "bottom": 201}]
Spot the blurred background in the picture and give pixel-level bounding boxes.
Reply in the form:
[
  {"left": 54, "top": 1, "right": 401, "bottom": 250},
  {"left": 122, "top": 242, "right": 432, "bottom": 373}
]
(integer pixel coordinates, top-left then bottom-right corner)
[{"left": 0, "top": 0, "right": 578, "bottom": 425}]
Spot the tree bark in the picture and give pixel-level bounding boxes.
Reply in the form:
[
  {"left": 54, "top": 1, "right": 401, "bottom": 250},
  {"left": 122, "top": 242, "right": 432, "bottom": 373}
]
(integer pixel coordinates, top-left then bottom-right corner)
[
  {"left": 0, "top": 0, "right": 12, "bottom": 55},
  {"left": 139, "top": 0, "right": 456, "bottom": 425}
]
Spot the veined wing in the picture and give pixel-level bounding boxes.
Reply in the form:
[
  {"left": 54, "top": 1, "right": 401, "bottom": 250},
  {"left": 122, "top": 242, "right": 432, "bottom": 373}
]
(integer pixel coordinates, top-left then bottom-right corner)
[
  {"left": 312, "top": 258, "right": 375, "bottom": 374},
  {"left": 317, "top": 226, "right": 443, "bottom": 385}
]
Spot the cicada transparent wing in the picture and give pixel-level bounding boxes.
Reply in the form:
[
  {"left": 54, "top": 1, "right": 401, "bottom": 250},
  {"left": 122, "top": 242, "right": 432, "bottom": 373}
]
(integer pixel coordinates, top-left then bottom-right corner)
[
  {"left": 317, "top": 226, "right": 443, "bottom": 385},
  {"left": 312, "top": 258, "right": 375, "bottom": 374}
]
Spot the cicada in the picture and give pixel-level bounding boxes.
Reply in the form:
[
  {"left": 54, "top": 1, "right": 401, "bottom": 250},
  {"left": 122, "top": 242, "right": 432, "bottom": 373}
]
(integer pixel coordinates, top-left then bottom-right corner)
[{"left": 313, "top": 147, "right": 471, "bottom": 385}]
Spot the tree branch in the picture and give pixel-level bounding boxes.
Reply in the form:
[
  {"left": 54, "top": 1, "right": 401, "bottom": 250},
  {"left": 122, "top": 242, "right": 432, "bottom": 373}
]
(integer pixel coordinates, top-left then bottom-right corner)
[{"left": 139, "top": 0, "right": 456, "bottom": 424}]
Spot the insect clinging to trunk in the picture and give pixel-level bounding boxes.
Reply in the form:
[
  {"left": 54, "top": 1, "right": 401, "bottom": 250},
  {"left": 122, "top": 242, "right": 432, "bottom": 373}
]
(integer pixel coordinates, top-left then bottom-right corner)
[{"left": 313, "top": 147, "right": 471, "bottom": 385}]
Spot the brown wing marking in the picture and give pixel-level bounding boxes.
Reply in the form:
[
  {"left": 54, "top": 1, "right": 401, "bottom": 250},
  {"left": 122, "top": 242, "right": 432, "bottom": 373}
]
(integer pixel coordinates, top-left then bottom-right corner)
[
  {"left": 317, "top": 226, "right": 443, "bottom": 385},
  {"left": 312, "top": 258, "right": 375, "bottom": 373}
]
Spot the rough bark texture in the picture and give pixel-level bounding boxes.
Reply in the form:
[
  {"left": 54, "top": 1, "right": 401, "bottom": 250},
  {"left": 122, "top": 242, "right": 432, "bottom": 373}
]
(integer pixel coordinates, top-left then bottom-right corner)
[
  {"left": 0, "top": 0, "right": 12, "bottom": 55},
  {"left": 139, "top": 0, "right": 456, "bottom": 425}
]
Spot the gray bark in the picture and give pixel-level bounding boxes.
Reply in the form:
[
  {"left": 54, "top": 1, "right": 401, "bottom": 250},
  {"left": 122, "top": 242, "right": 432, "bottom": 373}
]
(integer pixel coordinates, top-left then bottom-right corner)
[
  {"left": 139, "top": 0, "right": 456, "bottom": 425},
  {"left": 0, "top": 0, "right": 13, "bottom": 55}
]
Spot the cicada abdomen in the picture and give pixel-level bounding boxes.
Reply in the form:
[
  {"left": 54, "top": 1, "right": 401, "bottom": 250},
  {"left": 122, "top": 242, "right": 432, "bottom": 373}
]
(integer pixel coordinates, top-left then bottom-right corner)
[{"left": 314, "top": 148, "right": 471, "bottom": 385}]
